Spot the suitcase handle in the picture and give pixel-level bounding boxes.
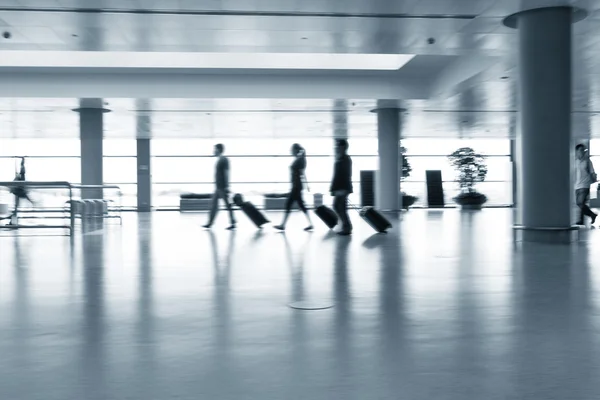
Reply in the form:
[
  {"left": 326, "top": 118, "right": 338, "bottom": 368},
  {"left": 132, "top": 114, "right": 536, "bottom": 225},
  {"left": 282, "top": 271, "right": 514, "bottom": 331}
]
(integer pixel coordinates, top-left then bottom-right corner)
[{"left": 346, "top": 199, "right": 363, "bottom": 215}]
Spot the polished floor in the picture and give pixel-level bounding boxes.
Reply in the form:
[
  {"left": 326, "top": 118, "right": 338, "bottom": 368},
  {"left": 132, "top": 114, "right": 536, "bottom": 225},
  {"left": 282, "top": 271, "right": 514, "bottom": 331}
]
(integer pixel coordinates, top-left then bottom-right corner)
[{"left": 1, "top": 209, "right": 600, "bottom": 399}]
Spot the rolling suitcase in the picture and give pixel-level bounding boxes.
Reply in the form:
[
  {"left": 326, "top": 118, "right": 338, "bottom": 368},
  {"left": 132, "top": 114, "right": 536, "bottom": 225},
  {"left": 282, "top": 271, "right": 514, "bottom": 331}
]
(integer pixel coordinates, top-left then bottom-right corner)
[
  {"left": 359, "top": 206, "right": 392, "bottom": 233},
  {"left": 241, "top": 201, "right": 269, "bottom": 228},
  {"left": 314, "top": 205, "right": 338, "bottom": 229}
]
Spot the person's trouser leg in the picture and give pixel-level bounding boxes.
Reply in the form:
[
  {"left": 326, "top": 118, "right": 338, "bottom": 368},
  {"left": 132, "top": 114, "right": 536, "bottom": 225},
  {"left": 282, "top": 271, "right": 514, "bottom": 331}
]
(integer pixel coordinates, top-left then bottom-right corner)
[
  {"left": 576, "top": 188, "right": 596, "bottom": 223},
  {"left": 222, "top": 190, "right": 236, "bottom": 225},
  {"left": 207, "top": 190, "right": 220, "bottom": 225},
  {"left": 279, "top": 192, "right": 295, "bottom": 227},
  {"left": 334, "top": 194, "right": 352, "bottom": 233}
]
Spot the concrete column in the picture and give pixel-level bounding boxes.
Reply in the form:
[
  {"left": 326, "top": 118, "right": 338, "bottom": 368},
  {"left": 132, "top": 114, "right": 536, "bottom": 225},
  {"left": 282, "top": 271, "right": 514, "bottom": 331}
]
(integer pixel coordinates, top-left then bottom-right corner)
[
  {"left": 77, "top": 106, "right": 108, "bottom": 199},
  {"left": 504, "top": 6, "right": 585, "bottom": 242},
  {"left": 137, "top": 137, "right": 151, "bottom": 212},
  {"left": 373, "top": 107, "right": 402, "bottom": 211}
]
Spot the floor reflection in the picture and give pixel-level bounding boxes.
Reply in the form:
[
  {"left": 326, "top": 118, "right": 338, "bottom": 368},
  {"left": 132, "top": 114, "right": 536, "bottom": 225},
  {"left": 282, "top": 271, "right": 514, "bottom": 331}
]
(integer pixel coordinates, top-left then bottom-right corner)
[{"left": 0, "top": 209, "right": 599, "bottom": 399}]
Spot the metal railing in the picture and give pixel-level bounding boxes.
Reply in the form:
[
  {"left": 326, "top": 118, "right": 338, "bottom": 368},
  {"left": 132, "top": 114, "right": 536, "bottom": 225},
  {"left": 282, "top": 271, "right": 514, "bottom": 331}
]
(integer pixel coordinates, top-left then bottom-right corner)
[
  {"left": 69, "top": 184, "right": 123, "bottom": 224},
  {"left": 0, "top": 181, "right": 75, "bottom": 235}
]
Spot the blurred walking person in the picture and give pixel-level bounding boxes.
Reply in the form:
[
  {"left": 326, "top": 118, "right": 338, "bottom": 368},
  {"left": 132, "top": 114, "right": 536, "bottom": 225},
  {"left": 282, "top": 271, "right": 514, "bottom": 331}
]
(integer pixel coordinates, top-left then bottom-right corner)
[
  {"left": 330, "top": 139, "right": 353, "bottom": 235},
  {"left": 8, "top": 157, "right": 34, "bottom": 225},
  {"left": 575, "top": 143, "right": 597, "bottom": 226},
  {"left": 274, "top": 143, "right": 313, "bottom": 231},
  {"left": 203, "top": 144, "right": 236, "bottom": 230}
]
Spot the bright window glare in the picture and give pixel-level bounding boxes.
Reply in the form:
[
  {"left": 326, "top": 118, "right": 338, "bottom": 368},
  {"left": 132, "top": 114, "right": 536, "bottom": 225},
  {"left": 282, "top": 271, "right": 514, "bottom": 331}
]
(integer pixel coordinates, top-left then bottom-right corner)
[{"left": 0, "top": 51, "right": 415, "bottom": 70}]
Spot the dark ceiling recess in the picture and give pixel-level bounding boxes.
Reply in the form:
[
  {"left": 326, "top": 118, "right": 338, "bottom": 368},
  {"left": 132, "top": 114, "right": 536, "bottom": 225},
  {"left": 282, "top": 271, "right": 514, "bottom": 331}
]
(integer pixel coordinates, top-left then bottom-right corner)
[
  {"left": 2, "top": 31, "right": 11, "bottom": 39},
  {"left": 0, "top": 7, "right": 478, "bottom": 20}
]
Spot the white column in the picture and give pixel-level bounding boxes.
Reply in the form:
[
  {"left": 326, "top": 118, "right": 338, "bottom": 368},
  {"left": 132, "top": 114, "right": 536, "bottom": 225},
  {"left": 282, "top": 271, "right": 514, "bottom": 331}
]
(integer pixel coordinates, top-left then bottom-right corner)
[{"left": 504, "top": 6, "right": 584, "bottom": 242}]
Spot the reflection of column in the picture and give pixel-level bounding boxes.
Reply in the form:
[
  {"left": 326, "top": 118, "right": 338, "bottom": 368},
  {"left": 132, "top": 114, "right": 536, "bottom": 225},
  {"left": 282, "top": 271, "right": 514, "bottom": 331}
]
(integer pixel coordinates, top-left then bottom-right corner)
[
  {"left": 372, "top": 105, "right": 403, "bottom": 211},
  {"left": 136, "top": 213, "right": 156, "bottom": 396},
  {"left": 504, "top": 7, "right": 584, "bottom": 242},
  {"left": 376, "top": 235, "right": 412, "bottom": 390},
  {"left": 75, "top": 100, "right": 110, "bottom": 199},
  {"left": 333, "top": 99, "right": 348, "bottom": 140},
  {"left": 11, "top": 236, "right": 31, "bottom": 371},
  {"left": 333, "top": 237, "right": 352, "bottom": 377},
  {"left": 511, "top": 244, "right": 593, "bottom": 397},
  {"left": 80, "top": 233, "right": 106, "bottom": 398}
]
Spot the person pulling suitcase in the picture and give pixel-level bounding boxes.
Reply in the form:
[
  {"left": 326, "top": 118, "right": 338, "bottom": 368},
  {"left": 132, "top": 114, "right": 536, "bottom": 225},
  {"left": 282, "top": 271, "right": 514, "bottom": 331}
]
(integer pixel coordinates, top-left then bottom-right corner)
[
  {"left": 274, "top": 143, "right": 313, "bottom": 231},
  {"left": 330, "top": 139, "right": 353, "bottom": 235}
]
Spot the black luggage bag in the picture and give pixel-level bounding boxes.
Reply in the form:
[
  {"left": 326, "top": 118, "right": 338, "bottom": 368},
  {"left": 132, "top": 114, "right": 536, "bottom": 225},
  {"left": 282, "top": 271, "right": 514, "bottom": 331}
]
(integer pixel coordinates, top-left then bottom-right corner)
[
  {"left": 359, "top": 206, "right": 392, "bottom": 233},
  {"left": 314, "top": 205, "right": 338, "bottom": 229},
  {"left": 241, "top": 201, "right": 269, "bottom": 228}
]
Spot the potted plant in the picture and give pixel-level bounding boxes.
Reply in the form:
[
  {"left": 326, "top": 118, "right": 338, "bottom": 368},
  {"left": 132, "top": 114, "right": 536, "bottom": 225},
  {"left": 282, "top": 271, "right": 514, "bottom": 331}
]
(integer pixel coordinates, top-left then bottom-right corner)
[
  {"left": 400, "top": 145, "right": 417, "bottom": 210},
  {"left": 447, "top": 147, "right": 488, "bottom": 210}
]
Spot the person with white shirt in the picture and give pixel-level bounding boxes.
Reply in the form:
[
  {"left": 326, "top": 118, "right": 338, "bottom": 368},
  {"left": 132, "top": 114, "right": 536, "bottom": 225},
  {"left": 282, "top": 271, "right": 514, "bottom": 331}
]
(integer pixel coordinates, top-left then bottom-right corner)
[{"left": 575, "top": 144, "right": 597, "bottom": 226}]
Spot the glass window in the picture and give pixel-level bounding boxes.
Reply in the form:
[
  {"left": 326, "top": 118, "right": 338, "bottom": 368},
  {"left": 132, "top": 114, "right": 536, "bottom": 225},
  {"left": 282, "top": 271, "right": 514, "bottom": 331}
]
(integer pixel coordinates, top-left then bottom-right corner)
[
  {"left": 152, "top": 139, "right": 215, "bottom": 156},
  {"left": 0, "top": 139, "right": 80, "bottom": 156},
  {"left": 18, "top": 157, "right": 81, "bottom": 183},
  {"left": 103, "top": 157, "right": 137, "bottom": 184},
  {"left": 104, "top": 139, "right": 137, "bottom": 156},
  {"left": 590, "top": 140, "right": 600, "bottom": 156},
  {"left": 405, "top": 156, "right": 511, "bottom": 182},
  {"left": 152, "top": 157, "right": 214, "bottom": 183},
  {"left": 113, "top": 183, "right": 137, "bottom": 208},
  {"left": 401, "top": 181, "right": 512, "bottom": 207},
  {"left": 402, "top": 138, "right": 510, "bottom": 156},
  {"left": 229, "top": 156, "right": 289, "bottom": 183},
  {"left": 352, "top": 156, "right": 378, "bottom": 181}
]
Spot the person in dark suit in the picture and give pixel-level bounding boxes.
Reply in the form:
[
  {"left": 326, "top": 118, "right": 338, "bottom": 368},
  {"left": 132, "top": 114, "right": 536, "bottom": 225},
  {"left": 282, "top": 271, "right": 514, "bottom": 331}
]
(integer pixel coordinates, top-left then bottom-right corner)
[
  {"left": 203, "top": 144, "right": 236, "bottom": 230},
  {"left": 274, "top": 143, "right": 313, "bottom": 231},
  {"left": 331, "top": 139, "right": 353, "bottom": 235}
]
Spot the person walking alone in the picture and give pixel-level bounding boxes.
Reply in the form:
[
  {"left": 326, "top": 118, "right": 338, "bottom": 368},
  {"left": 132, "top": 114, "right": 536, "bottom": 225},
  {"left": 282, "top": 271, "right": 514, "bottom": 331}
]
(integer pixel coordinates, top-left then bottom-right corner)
[
  {"left": 7, "top": 157, "right": 34, "bottom": 225},
  {"left": 575, "top": 143, "right": 597, "bottom": 226},
  {"left": 203, "top": 143, "right": 236, "bottom": 230},
  {"left": 274, "top": 143, "right": 313, "bottom": 231}
]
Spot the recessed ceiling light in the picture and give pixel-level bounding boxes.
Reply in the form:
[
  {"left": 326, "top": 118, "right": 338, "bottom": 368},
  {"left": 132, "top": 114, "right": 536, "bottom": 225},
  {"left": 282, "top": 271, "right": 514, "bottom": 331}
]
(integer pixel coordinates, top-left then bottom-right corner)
[
  {"left": 72, "top": 34, "right": 78, "bottom": 37},
  {"left": 0, "top": 51, "right": 415, "bottom": 70},
  {"left": 301, "top": 37, "right": 308, "bottom": 40},
  {"left": 500, "top": 76, "right": 509, "bottom": 80}
]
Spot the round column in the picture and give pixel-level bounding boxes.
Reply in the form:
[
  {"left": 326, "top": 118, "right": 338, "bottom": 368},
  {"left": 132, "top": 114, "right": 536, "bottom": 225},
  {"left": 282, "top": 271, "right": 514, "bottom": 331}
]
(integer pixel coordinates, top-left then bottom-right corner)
[
  {"left": 373, "top": 107, "right": 403, "bottom": 212},
  {"left": 74, "top": 103, "right": 110, "bottom": 200},
  {"left": 504, "top": 6, "right": 586, "bottom": 242}
]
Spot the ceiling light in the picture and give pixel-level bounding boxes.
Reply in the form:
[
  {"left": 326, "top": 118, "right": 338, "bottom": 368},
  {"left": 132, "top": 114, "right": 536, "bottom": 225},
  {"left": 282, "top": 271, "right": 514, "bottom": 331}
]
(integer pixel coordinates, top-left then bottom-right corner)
[{"left": 0, "top": 51, "right": 416, "bottom": 71}]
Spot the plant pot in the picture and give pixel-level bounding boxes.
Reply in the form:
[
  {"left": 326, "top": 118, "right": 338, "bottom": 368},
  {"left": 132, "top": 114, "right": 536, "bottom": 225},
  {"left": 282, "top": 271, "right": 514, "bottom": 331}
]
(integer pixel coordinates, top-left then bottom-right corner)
[
  {"left": 402, "top": 194, "right": 417, "bottom": 210},
  {"left": 460, "top": 204, "right": 482, "bottom": 210},
  {"left": 453, "top": 192, "right": 487, "bottom": 210}
]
